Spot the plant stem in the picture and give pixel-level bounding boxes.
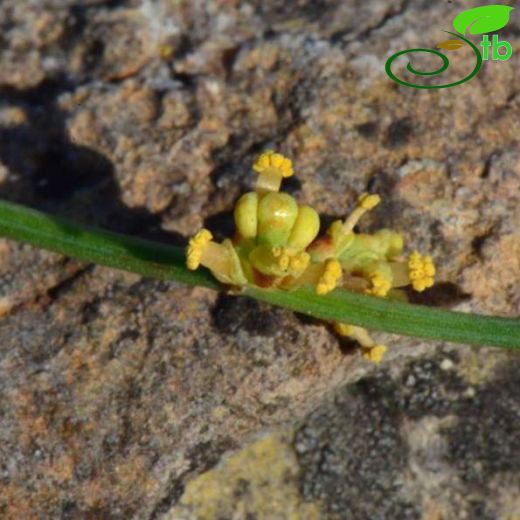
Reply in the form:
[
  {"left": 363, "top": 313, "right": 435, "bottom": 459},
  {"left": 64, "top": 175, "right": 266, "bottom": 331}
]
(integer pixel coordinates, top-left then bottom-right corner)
[
  {"left": 0, "top": 198, "right": 519, "bottom": 350},
  {"left": 0, "top": 199, "right": 219, "bottom": 290}
]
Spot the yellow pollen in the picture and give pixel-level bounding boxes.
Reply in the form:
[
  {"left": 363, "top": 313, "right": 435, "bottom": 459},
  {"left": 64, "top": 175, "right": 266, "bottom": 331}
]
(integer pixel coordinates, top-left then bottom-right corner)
[
  {"left": 316, "top": 259, "right": 342, "bottom": 295},
  {"left": 253, "top": 150, "right": 294, "bottom": 178},
  {"left": 186, "top": 228, "right": 213, "bottom": 270},
  {"left": 365, "top": 273, "right": 391, "bottom": 297},
  {"left": 408, "top": 251, "right": 435, "bottom": 292},
  {"left": 333, "top": 323, "right": 354, "bottom": 336},
  {"left": 424, "top": 256, "right": 436, "bottom": 276},
  {"left": 278, "top": 253, "right": 290, "bottom": 270},
  {"left": 362, "top": 344, "right": 387, "bottom": 363},
  {"left": 289, "top": 252, "right": 310, "bottom": 272},
  {"left": 358, "top": 192, "right": 381, "bottom": 210}
]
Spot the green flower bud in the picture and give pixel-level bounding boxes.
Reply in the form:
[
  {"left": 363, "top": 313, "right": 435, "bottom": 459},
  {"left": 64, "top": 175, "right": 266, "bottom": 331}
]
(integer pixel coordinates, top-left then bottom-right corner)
[
  {"left": 287, "top": 205, "right": 320, "bottom": 250},
  {"left": 257, "top": 192, "right": 298, "bottom": 247},
  {"left": 234, "top": 192, "right": 258, "bottom": 240}
]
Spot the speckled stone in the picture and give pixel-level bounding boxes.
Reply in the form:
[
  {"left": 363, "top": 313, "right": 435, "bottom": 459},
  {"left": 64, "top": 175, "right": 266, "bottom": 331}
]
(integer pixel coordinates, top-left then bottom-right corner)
[{"left": 294, "top": 350, "right": 520, "bottom": 520}]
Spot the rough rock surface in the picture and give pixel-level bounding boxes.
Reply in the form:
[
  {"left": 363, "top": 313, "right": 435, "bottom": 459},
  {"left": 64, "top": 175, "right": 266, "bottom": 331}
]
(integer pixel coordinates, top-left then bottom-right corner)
[{"left": 0, "top": 0, "right": 519, "bottom": 518}]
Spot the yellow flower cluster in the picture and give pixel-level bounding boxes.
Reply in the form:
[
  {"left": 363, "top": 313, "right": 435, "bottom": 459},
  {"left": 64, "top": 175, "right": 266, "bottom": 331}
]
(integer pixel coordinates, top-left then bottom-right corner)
[
  {"left": 253, "top": 150, "right": 294, "bottom": 178},
  {"left": 366, "top": 273, "right": 392, "bottom": 298},
  {"left": 187, "top": 229, "right": 213, "bottom": 270},
  {"left": 316, "top": 259, "right": 343, "bottom": 295},
  {"left": 187, "top": 152, "right": 437, "bottom": 363},
  {"left": 272, "top": 247, "right": 310, "bottom": 272},
  {"left": 408, "top": 251, "right": 436, "bottom": 292}
]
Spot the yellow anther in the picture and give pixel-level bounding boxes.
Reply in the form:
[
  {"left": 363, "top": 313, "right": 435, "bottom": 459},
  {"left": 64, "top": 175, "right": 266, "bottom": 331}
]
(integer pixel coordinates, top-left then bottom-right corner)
[
  {"left": 408, "top": 251, "right": 422, "bottom": 269},
  {"left": 186, "top": 229, "right": 213, "bottom": 270},
  {"left": 424, "top": 256, "right": 436, "bottom": 277},
  {"left": 253, "top": 150, "right": 293, "bottom": 178},
  {"left": 340, "top": 193, "right": 382, "bottom": 236},
  {"left": 358, "top": 192, "right": 381, "bottom": 210},
  {"left": 278, "top": 253, "right": 290, "bottom": 270},
  {"left": 270, "top": 153, "right": 284, "bottom": 168},
  {"left": 408, "top": 250, "right": 435, "bottom": 292},
  {"left": 365, "top": 273, "right": 391, "bottom": 298},
  {"left": 333, "top": 323, "right": 354, "bottom": 336},
  {"left": 256, "top": 154, "right": 270, "bottom": 169},
  {"left": 362, "top": 344, "right": 387, "bottom": 363},
  {"left": 316, "top": 259, "right": 342, "bottom": 295},
  {"left": 289, "top": 252, "right": 310, "bottom": 272}
]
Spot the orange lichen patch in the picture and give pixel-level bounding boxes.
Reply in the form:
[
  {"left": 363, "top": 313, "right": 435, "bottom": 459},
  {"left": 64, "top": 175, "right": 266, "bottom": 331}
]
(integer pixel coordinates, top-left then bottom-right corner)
[
  {"left": 112, "top": 456, "right": 158, "bottom": 499},
  {"left": 67, "top": 109, "right": 98, "bottom": 146},
  {"left": 78, "top": 457, "right": 158, "bottom": 509},
  {"left": 461, "top": 232, "right": 520, "bottom": 315},
  {"left": 289, "top": 123, "right": 328, "bottom": 154},
  {"left": 106, "top": 61, "right": 149, "bottom": 81},
  {"left": 0, "top": 296, "right": 14, "bottom": 317},
  {"left": 10, "top": 389, "right": 51, "bottom": 448},
  {"left": 46, "top": 454, "right": 76, "bottom": 483},
  {"left": 81, "top": 477, "right": 109, "bottom": 509},
  {"left": 0, "top": 483, "right": 45, "bottom": 520},
  {"left": 67, "top": 348, "right": 89, "bottom": 385}
]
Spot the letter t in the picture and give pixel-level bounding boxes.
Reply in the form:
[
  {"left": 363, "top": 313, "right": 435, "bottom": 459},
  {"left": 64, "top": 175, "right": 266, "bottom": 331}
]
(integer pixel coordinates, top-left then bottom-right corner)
[{"left": 480, "top": 34, "right": 491, "bottom": 60}]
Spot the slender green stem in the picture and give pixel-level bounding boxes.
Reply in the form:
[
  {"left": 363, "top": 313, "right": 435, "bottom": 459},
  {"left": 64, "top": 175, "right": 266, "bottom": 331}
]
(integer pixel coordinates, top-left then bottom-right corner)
[
  {"left": 0, "top": 198, "right": 519, "bottom": 350},
  {"left": 0, "top": 199, "right": 219, "bottom": 290}
]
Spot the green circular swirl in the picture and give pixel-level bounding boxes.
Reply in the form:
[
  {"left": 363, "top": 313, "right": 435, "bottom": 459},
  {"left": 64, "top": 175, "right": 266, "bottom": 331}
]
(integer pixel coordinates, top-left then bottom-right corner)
[{"left": 385, "top": 31, "right": 482, "bottom": 89}]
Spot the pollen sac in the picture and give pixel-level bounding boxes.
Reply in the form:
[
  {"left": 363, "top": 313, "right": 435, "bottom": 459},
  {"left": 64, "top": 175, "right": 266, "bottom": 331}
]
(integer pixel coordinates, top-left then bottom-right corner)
[
  {"left": 408, "top": 251, "right": 436, "bottom": 292},
  {"left": 249, "top": 244, "right": 309, "bottom": 278},
  {"left": 287, "top": 205, "right": 320, "bottom": 250},
  {"left": 234, "top": 192, "right": 258, "bottom": 240},
  {"left": 257, "top": 192, "right": 298, "bottom": 247}
]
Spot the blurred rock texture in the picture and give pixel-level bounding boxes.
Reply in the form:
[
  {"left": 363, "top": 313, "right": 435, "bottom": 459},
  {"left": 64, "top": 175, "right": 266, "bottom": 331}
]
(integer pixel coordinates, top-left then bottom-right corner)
[{"left": 0, "top": 0, "right": 519, "bottom": 518}]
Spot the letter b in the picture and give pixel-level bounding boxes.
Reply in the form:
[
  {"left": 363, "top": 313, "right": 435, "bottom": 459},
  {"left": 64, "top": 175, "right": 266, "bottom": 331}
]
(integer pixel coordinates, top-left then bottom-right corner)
[{"left": 492, "top": 34, "right": 512, "bottom": 61}]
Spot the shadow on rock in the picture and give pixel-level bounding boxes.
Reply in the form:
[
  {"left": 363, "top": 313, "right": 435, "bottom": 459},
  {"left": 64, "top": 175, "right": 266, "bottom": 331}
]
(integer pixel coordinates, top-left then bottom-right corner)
[{"left": 0, "top": 78, "right": 184, "bottom": 246}]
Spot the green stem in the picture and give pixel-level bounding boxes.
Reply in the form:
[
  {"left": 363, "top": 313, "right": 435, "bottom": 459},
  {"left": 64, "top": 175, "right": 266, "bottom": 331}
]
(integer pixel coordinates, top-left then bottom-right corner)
[{"left": 0, "top": 199, "right": 519, "bottom": 350}]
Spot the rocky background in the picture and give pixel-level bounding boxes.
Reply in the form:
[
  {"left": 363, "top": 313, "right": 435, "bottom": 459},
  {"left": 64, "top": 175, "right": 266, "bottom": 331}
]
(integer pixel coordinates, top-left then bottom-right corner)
[{"left": 0, "top": 0, "right": 519, "bottom": 518}]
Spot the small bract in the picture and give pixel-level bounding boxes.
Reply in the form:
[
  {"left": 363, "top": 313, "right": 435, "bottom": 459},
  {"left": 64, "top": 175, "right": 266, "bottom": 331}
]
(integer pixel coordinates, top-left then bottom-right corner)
[{"left": 187, "top": 151, "right": 435, "bottom": 362}]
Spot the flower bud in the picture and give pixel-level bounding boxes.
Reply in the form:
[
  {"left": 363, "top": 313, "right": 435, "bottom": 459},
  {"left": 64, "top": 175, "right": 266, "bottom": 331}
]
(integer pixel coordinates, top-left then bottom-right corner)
[{"left": 257, "top": 192, "right": 298, "bottom": 247}]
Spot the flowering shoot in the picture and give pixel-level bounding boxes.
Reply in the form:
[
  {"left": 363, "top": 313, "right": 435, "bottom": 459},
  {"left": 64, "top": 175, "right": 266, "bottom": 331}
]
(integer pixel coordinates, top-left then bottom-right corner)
[{"left": 187, "top": 151, "right": 436, "bottom": 362}]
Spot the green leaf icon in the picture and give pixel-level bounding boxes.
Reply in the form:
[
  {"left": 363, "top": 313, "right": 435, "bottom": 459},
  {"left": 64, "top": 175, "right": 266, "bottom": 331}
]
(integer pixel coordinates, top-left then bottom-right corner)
[{"left": 453, "top": 5, "right": 514, "bottom": 35}]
